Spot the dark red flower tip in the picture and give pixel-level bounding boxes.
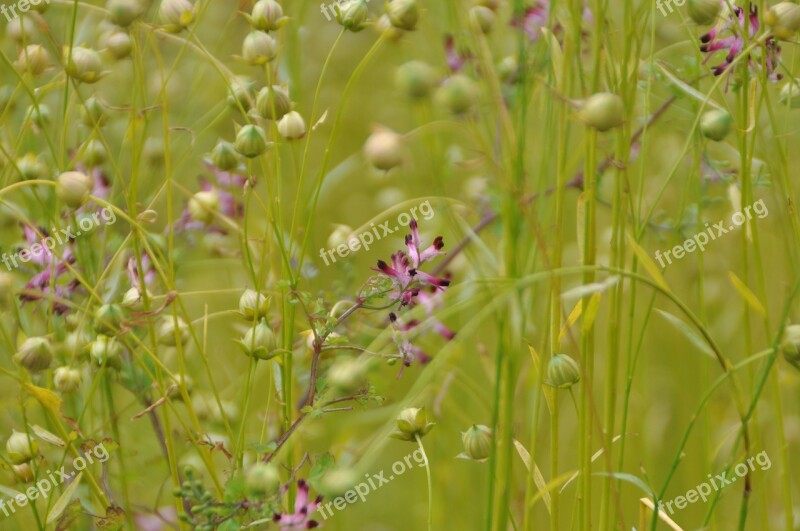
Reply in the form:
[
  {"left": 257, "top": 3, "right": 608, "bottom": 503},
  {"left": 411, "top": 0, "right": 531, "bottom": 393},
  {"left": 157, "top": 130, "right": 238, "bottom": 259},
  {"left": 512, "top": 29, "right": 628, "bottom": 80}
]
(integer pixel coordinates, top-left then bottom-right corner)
[
  {"left": 409, "top": 268, "right": 417, "bottom": 276},
  {"left": 273, "top": 514, "right": 281, "bottom": 522},
  {"left": 700, "top": 34, "right": 712, "bottom": 43},
  {"left": 409, "top": 219, "right": 418, "bottom": 231},
  {"left": 389, "top": 312, "right": 397, "bottom": 322},
  {"left": 440, "top": 279, "right": 451, "bottom": 287},
  {"left": 298, "top": 479, "right": 307, "bottom": 488},
  {"left": 307, "top": 522, "right": 319, "bottom": 529},
  {"left": 314, "top": 495, "right": 323, "bottom": 503},
  {"left": 405, "top": 234, "right": 412, "bottom": 245},
  {"left": 376, "top": 260, "right": 389, "bottom": 272},
  {"left": 433, "top": 236, "right": 444, "bottom": 249}
]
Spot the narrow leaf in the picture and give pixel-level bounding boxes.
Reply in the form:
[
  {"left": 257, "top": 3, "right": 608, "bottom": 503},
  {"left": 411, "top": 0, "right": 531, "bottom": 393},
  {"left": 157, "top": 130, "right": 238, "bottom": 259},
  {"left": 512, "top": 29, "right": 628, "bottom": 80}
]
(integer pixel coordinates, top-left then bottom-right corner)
[
  {"left": 513, "top": 439, "right": 551, "bottom": 513},
  {"left": 656, "top": 309, "right": 715, "bottom": 358},
  {"left": 728, "top": 272, "right": 765, "bottom": 317},
  {"left": 46, "top": 472, "right": 83, "bottom": 524},
  {"left": 627, "top": 234, "right": 668, "bottom": 291}
]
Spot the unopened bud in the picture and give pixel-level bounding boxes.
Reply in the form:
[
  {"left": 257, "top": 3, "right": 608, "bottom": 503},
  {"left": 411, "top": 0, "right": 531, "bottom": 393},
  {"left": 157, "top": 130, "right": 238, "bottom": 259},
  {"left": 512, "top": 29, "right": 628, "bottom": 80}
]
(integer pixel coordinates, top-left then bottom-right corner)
[
  {"left": 81, "top": 97, "right": 108, "bottom": 128},
  {"left": 210, "top": 140, "right": 240, "bottom": 171},
  {"left": 14, "top": 337, "right": 53, "bottom": 373},
  {"left": 239, "top": 289, "right": 270, "bottom": 320},
  {"left": 238, "top": 319, "right": 277, "bottom": 360},
  {"left": 227, "top": 76, "right": 256, "bottom": 111},
  {"left": 80, "top": 139, "right": 107, "bottom": 167},
  {"left": 63, "top": 46, "right": 104, "bottom": 84},
  {"left": 335, "top": 0, "right": 369, "bottom": 32},
  {"left": 6, "top": 431, "right": 38, "bottom": 465},
  {"left": 458, "top": 424, "right": 492, "bottom": 461},
  {"left": 158, "top": 316, "right": 190, "bottom": 346},
  {"left": 364, "top": 128, "right": 404, "bottom": 171},
  {"left": 256, "top": 85, "right": 292, "bottom": 120},
  {"left": 106, "top": 31, "right": 132, "bottom": 60},
  {"left": 248, "top": 0, "right": 287, "bottom": 31},
  {"left": 327, "top": 358, "right": 366, "bottom": 393},
  {"left": 386, "top": 0, "right": 419, "bottom": 31},
  {"left": 242, "top": 31, "right": 278, "bottom": 65},
  {"left": 766, "top": 2, "right": 800, "bottom": 40},
  {"left": 57, "top": 171, "right": 95, "bottom": 209},
  {"left": 545, "top": 354, "right": 581, "bottom": 389},
  {"left": 780, "top": 80, "right": 800, "bottom": 108},
  {"left": 699, "top": 109, "right": 731, "bottom": 141},
  {"left": 277, "top": 111, "right": 307, "bottom": 140},
  {"left": 395, "top": 61, "right": 438, "bottom": 99},
  {"left": 781, "top": 324, "right": 800, "bottom": 370},
  {"left": 389, "top": 407, "right": 434, "bottom": 441},
  {"left": 90, "top": 335, "right": 122, "bottom": 369},
  {"left": 327, "top": 224, "right": 354, "bottom": 249},
  {"left": 436, "top": 74, "right": 480, "bottom": 115},
  {"left": 17, "top": 153, "right": 49, "bottom": 181},
  {"left": 54, "top": 366, "right": 83, "bottom": 393},
  {"left": 188, "top": 190, "right": 220, "bottom": 225},
  {"left": 470, "top": 5, "right": 495, "bottom": 33},
  {"left": 235, "top": 124, "right": 269, "bottom": 158},
  {"left": 159, "top": 0, "right": 195, "bottom": 32},
  {"left": 12, "top": 463, "right": 34, "bottom": 483},
  {"left": 15, "top": 45, "right": 50, "bottom": 77},
  {"left": 107, "top": 0, "right": 143, "bottom": 27},
  {"left": 7, "top": 17, "right": 36, "bottom": 44},
  {"left": 94, "top": 303, "right": 126, "bottom": 335}
]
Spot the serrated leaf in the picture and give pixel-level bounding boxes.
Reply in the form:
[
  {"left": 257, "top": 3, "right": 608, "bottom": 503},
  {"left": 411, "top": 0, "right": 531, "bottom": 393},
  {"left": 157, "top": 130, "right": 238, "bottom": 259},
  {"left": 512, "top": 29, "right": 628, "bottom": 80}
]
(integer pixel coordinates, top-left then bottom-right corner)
[
  {"left": 656, "top": 309, "right": 715, "bottom": 359},
  {"left": 47, "top": 472, "right": 83, "bottom": 525}
]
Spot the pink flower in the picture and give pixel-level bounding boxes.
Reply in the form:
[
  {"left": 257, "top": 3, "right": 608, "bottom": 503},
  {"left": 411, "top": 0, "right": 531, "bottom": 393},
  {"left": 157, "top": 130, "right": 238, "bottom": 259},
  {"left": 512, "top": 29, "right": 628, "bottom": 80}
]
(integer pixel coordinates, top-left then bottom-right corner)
[{"left": 273, "top": 480, "right": 322, "bottom": 529}]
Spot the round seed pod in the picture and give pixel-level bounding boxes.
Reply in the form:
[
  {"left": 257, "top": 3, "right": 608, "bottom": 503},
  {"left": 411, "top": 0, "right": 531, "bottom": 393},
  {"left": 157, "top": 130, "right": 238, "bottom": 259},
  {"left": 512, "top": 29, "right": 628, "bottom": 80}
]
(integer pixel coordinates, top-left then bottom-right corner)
[
  {"left": 17, "top": 153, "right": 49, "bottom": 181},
  {"left": 239, "top": 319, "right": 277, "bottom": 360},
  {"left": 242, "top": 31, "right": 278, "bottom": 65},
  {"left": 460, "top": 424, "right": 492, "bottom": 461},
  {"left": 687, "top": 0, "right": 721, "bottom": 25},
  {"left": 235, "top": 125, "right": 269, "bottom": 158},
  {"left": 436, "top": 74, "right": 480, "bottom": 115},
  {"left": 54, "top": 366, "right": 83, "bottom": 393},
  {"left": 15, "top": 45, "right": 50, "bottom": 77},
  {"left": 57, "top": 171, "right": 95, "bottom": 209},
  {"left": 14, "top": 337, "right": 53, "bottom": 373},
  {"left": 389, "top": 407, "right": 434, "bottom": 441},
  {"left": 545, "top": 354, "right": 581, "bottom": 389},
  {"left": 227, "top": 76, "right": 256, "bottom": 111},
  {"left": 699, "top": 109, "right": 732, "bottom": 141},
  {"left": 239, "top": 289, "right": 270, "bottom": 320},
  {"left": 765, "top": 2, "right": 800, "bottom": 40},
  {"left": 6, "top": 431, "right": 38, "bottom": 465},
  {"left": 578, "top": 93, "right": 624, "bottom": 132},
  {"left": 470, "top": 5, "right": 495, "bottom": 33},
  {"left": 395, "top": 61, "right": 438, "bottom": 99},
  {"left": 63, "top": 46, "right": 104, "bottom": 84},
  {"left": 386, "top": 0, "right": 419, "bottom": 31},
  {"left": 277, "top": 111, "right": 307, "bottom": 140},
  {"left": 106, "top": 31, "right": 132, "bottom": 60},
  {"left": 159, "top": 0, "right": 195, "bottom": 32},
  {"left": 80, "top": 139, "right": 107, "bottom": 167},
  {"left": 255, "top": 85, "right": 291, "bottom": 120},
  {"left": 249, "top": 0, "right": 285, "bottom": 31},
  {"left": 335, "top": 0, "right": 369, "bottom": 32},
  {"left": 210, "top": 140, "right": 240, "bottom": 171},
  {"left": 107, "top": 0, "right": 143, "bottom": 27},
  {"left": 81, "top": 97, "right": 108, "bottom": 128},
  {"left": 364, "top": 128, "right": 404, "bottom": 170},
  {"left": 188, "top": 190, "right": 220, "bottom": 225},
  {"left": 90, "top": 335, "right": 123, "bottom": 369}
]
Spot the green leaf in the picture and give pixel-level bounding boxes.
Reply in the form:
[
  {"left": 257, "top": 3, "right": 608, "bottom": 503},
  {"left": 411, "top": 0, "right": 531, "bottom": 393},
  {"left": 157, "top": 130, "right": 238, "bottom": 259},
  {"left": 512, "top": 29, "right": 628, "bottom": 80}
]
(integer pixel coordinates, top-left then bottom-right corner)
[
  {"left": 47, "top": 471, "right": 83, "bottom": 525},
  {"left": 656, "top": 309, "right": 715, "bottom": 359},
  {"left": 224, "top": 473, "right": 246, "bottom": 502},
  {"left": 594, "top": 472, "right": 654, "bottom": 497},
  {"left": 55, "top": 499, "right": 82, "bottom": 531},
  {"left": 249, "top": 442, "right": 278, "bottom": 455},
  {"left": 308, "top": 453, "right": 336, "bottom": 491}
]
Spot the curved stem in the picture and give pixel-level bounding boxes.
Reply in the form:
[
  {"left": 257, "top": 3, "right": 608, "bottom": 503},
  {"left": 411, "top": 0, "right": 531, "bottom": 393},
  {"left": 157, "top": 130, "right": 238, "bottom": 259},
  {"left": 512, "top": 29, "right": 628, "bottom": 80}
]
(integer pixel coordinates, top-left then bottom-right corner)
[{"left": 415, "top": 434, "right": 433, "bottom": 531}]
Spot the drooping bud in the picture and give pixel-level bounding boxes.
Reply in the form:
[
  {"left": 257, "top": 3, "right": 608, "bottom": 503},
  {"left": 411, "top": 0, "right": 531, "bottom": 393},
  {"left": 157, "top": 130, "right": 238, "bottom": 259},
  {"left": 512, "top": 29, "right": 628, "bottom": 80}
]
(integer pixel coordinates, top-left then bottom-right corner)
[
  {"left": 374, "top": 14, "right": 405, "bottom": 40},
  {"left": 245, "top": 463, "right": 281, "bottom": 498},
  {"left": 699, "top": 109, "right": 732, "bottom": 141},
  {"left": 327, "top": 358, "right": 366, "bottom": 393},
  {"left": 159, "top": 0, "right": 195, "bottom": 32},
  {"left": 14, "top": 337, "right": 53, "bottom": 373},
  {"left": 386, "top": 0, "right": 419, "bottom": 31},
  {"left": 364, "top": 128, "right": 404, "bottom": 171},
  {"left": 766, "top": 2, "right": 800, "bottom": 40},
  {"left": 235, "top": 124, "right": 269, "bottom": 158},
  {"left": 80, "top": 139, "right": 107, "bottom": 167},
  {"left": 469, "top": 5, "right": 495, "bottom": 33},
  {"left": 12, "top": 463, "right": 34, "bottom": 483},
  {"left": 389, "top": 407, "right": 434, "bottom": 441},
  {"left": 687, "top": 0, "right": 721, "bottom": 25},
  {"left": 16, "top": 153, "right": 49, "bottom": 181},
  {"left": 106, "top": 31, "right": 132, "bottom": 60},
  {"left": 122, "top": 287, "right": 148, "bottom": 310},
  {"left": 239, "top": 289, "right": 270, "bottom": 320},
  {"left": 107, "top": 0, "right": 143, "bottom": 27},
  {"left": 248, "top": 0, "right": 287, "bottom": 31},
  {"left": 781, "top": 324, "right": 800, "bottom": 370},
  {"left": 15, "top": 45, "right": 50, "bottom": 77},
  {"left": 242, "top": 31, "right": 278, "bottom": 65},
  {"left": 94, "top": 303, "right": 126, "bottom": 335},
  {"left": 395, "top": 61, "right": 438, "bottom": 99},
  {"left": 227, "top": 76, "right": 256, "bottom": 111},
  {"left": 335, "top": 0, "right": 369, "bottom": 32},
  {"left": 63, "top": 46, "right": 104, "bottom": 84},
  {"left": 90, "top": 334, "right": 123, "bottom": 369},
  {"left": 210, "top": 140, "right": 240, "bottom": 171},
  {"left": 436, "top": 74, "right": 480, "bottom": 115},
  {"left": 57, "top": 171, "right": 95, "bottom": 209},
  {"left": 188, "top": 190, "right": 220, "bottom": 225},
  {"left": 157, "top": 316, "right": 190, "bottom": 346},
  {"left": 578, "top": 93, "right": 624, "bottom": 132},
  {"left": 458, "top": 424, "right": 492, "bottom": 461},
  {"left": 6, "top": 431, "right": 38, "bottom": 465},
  {"left": 545, "top": 354, "right": 581, "bottom": 389},
  {"left": 81, "top": 97, "right": 108, "bottom": 128},
  {"left": 256, "top": 85, "right": 292, "bottom": 120},
  {"left": 277, "top": 111, "right": 307, "bottom": 140},
  {"left": 238, "top": 319, "right": 277, "bottom": 360},
  {"left": 54, "top": 366, "right": 83, "bottom": 393}
]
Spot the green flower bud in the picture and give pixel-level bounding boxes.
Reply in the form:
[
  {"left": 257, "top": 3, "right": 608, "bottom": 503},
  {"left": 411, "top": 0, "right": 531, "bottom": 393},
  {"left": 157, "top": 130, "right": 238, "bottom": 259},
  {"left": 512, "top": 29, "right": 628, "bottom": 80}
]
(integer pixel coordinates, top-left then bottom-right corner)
[
  {"left": 63, "top": 46, "right": 104, "bottom": 84},
  {"left": 277, "top": 111, "right": 307, "bottom": 140},
  {"left": 81, "top": 97, "right": 108, "bottom": 128},
  {"left": 256, "top": 85, "right": 292, "bottom": 120},
  {"left": 188, "top": 190, "right": 220, "bottom": 225},
  {"left": 699, "top": 109, "right": 732, "bottom": 141},
  {"left": 364, "top": 128, "right": 404, "bottom": 171},
  {"left": 15, "top": 45, "right": 50, "bottom": 77},
  {"left": 14, "top": 337, "right": 53, "bottom": 373},
  {"left": 57, "top": 171, "right": 95, "bottom": 209},
  {"left": 239, "top": 289, "right": 271, "bottom": 320},
  {"left": 94, "top": 303, "right": 126, "bottom": 335},
  {"left": 210, "top": 140, "right": 240, "bottom": 171},
  {"left": 545, "top": 354, "right": 581, "bottom": 389},
  {"left": 436, "top": 74, "right": 480, "bottom": 115},
  {"left": 122, "top": 287, "right": 149, "bottom": 310},
  {"left": 327, "top": 358, "right": 366, "bottom": 393},
  {"left": 779, "top": 80, "right": 800, "bottom": 108},
  {"left": 248, "top": 0, "right": 287, "bottom": 31},
  {"left": 238, "top": 319, "right": 277, "bottom": 360},
  {"left": 227, "top": 76, "right": 256, "bottom": 111},
  {"left": 54, "top": 366, "right": 83, "bottom": 393},
  {"left": 90, "top": 335, "right": 123, "bottom": 369},
  {"left": 12, "top": 463, "right": 34, "bottom": 483},
  {"left": 766, "top": 2, "right": 800, "bottom": 40},
  {"left": 245, "top": 463, "right": 280, "bottom": 498},
  {"left": 498, "top": 55, "right": 518, "bottom": 84},
  {"left": 7, "top": 17, "right": 36, "bottom": 44},
  {"left": 335, "top": 0, "right": 369, "bottom": 32},
  {"left": 107, "top": 0, "right": 143, "bottom": 27},
  {"left": 159, "top": 0, "right": 195, "bottom": 32},
  {"left": 781, "top": 324, "right": 800, "bottom": 370},
  {"left": 242, "top": 31, "right": 278, "bottom": 65},
  {"left": 386, "top": 0, "right": 419, "bottom": 31},
  {"left": 687, "top": 0, "right": 721, "bottom": 25},
  {"left": 578, "top": 93, "right": 624, "bottom": 132},
  {"left": 470, "top": 5, "right": 495, "bottom": 33},
  {"left": 6, "top": 431, "right": 38, "bottom": 465},
  {"left": 62, "top": 330, "right": 91, "bottom": 358},
  {"left": 25, "top": 104, "right": 51, "bottom": 128},
  {"left": 16, "top": 153, "right": 49, "bottom": 181},
  {"left": 106, "top": 31, "right": 132, "bottom": 60},
  {"left": 458, "top": 424, "right": 492, "bottom": 461},
  {"left": 389, "top": 407, "right": 434, "bottom": 441},
  {"left": 158, "top": 316, "right": 190, "bottom": 346},
  {"left": 375, "top": 14, "right": 406, "bottom": 40},
  {"left": 395, "top": 61, "right": 438, "bottom": 99},
  {"left": 235, "top": 124, "right": 269, "bottom": 158},
  {"left": 80, "top": 139, "right": 107, "bottom": 167}
]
